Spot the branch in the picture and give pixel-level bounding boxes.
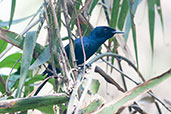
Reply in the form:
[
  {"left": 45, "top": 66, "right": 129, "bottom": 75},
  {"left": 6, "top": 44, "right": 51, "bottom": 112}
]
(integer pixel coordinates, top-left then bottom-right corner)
[
  {"left": 0, "top": 93, "right": 68, "bottom": 113},
  {"left": 0, "top": 27, "right": 45, "bottom": 58},
  {"left": 94, "top": 66, "right": 125, "bottom": 92}
]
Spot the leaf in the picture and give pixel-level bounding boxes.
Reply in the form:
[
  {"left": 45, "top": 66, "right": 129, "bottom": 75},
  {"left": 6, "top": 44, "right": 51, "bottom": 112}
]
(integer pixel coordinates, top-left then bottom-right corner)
[
  {"left": 76, "top": 0, "right": 82, "bottom": 10},
  {"left": 16, "top": 31, "right": 37, "bottom": 98},
  {"left": 124, "top": 0, "right": 143, "bottom": 68},
  {"left": 0, "top": 94, "right": 68, "bottom": 113},
  {"left": 96, "top": 69, "right": 171, "bottom": 114},
  {"left": 37, "top": 105, "right": 54, "bottom": 114},
  {"left": 101, "top": 0, "right": 110, "bottom": 24},
  {"left": 80, "top": 96, "right": 104, "bottom": 114},
  {"left": 155, "top": 0, "right": 164, "bottom": 31},
  {"left": 148, "top": 0, "right": 155, "bottom": 53},
  {"left": 29, "top": 46, "right": 50, "bottom": 70},
  {"left": 110, "top": 0, "right": 120, "bottom": 28},
  {"left": 118, "top": 0, "right": 129, "bottom": 30},
  {"left": 0, "top": 53, "right": 22, "bottom": 69},
  {"left": 0, "top": 75, "right": 7, "bottom": 93},
  {"left": 0, "top": 14, "right": 34, "bottom": 27},
  {"left": 7, "top": 75, "right": 20, "bottom": 91},
  {"left": 88, "top": 0, "right": 99, "bottom": 15},
  {"left": 89, "top": 79, "right": 100, "bottom": 94},
  {"left": 0, "top": 39, "right": 8, "bottom": 54},
  {"left": 8, "top": 0, "right": 16, "bottom": 28},
  {"left": 124, "top": 0, "right": 142, "bottom": 40}
]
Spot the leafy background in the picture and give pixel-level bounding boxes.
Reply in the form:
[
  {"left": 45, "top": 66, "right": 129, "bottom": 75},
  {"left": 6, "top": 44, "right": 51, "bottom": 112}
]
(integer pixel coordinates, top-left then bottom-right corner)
[{"left": 0, "top": 0, "right": 171, "bottom": 113}]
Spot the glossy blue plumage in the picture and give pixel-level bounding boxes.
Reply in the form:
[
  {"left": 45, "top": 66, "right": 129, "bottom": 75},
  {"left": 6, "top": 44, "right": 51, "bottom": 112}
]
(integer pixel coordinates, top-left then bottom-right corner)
[
  {"left": 34, "top": 26, "right": 123, "bottom": 95},
  {"left": 44, "top": 26, "right": 122, "bottom": 75}
]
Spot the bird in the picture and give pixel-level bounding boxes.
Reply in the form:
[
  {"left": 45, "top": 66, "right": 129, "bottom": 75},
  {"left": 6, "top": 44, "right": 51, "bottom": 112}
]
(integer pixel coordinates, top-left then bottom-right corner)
[{"left": 34, "top": 26, "right": 124, "bottom": 96}]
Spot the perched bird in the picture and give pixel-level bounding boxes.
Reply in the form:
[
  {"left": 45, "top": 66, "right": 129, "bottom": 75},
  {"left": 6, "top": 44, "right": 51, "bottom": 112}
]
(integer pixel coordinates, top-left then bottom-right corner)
[{"left": 34, "top": 26, "right": 123, "bottom": 95}]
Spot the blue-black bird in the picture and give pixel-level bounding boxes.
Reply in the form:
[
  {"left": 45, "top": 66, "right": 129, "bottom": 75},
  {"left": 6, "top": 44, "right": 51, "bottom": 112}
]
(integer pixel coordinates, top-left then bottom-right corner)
[{"left": 34, "top": 26, "right": 123, "bottom": 95}]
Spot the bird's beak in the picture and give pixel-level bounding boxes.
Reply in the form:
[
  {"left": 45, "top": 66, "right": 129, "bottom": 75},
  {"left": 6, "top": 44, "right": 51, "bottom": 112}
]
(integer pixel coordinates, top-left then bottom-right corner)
[{"left": 113, "top": 30, "right": 124, "bottom": 34}]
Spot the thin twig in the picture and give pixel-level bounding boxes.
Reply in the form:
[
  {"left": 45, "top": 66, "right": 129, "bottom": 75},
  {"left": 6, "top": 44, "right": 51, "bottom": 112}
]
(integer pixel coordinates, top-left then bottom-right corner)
[
  {"left": 27, "top": 75, "right": 53, "bottom": 97},
  {"left": 94, "top": 66, "right": 125, "bottom": 92},
  {"left": 61, "top": 0, "right": 78, "bottom": 78},
  {"left": 6, "top": 56, "right": 22, "bottom": 95}
]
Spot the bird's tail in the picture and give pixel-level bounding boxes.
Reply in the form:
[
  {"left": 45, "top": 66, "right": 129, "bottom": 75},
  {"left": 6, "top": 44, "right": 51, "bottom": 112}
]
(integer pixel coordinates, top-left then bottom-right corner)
[{"left": 34, "top": 64, "right": 60, "bottom": 96}]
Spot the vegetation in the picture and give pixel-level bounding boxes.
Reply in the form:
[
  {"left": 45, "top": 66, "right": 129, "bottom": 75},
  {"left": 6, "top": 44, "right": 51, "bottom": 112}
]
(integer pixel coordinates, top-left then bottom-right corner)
[{"left": 0, "top": 0, "right": 170, "bottom": 113}]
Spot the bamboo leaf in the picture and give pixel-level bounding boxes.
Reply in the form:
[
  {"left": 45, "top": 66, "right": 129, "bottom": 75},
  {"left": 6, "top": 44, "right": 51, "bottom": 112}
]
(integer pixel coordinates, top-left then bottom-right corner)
[
  {"left": 9, "top": 0, "right": 16, "bottom": 28},
  {"left": 0, "top": 93, "right": 68, "bottom": 113},
  {"left": 155, "top": 0, "right": 164, "bottom": 31},
  {"left": 101, "top": 0, "right": 110, "bottom": 24},
  {"left": 118, "top": 0, "right": 129, "bottom": 30},
  {"left": 0, "top": 14, "right": 34, "bottom": 27},
  {"left": 0, "top": 53, "right": 22, "bottom": 69},
  {"left": 0, "top": 39, "right": 8, "bottom": 54},
  {"left": 80, "top": 97, "right": 104, "bottom": 114},
  {"left": 96, "top": 69, "right": 171, "bottom": 114},
  {"left": 29, "top": 46, "right": 50, "bottom": 70},
  {"left": 124, "top": 0, "right": 142, "bottom": 40},
  {"left": 7, "top": 75, "right": 20, "bottom": 91},
  {"left": 16, "top": 31, "right": 37, "bottom": 98},
  {"left": 124, "top": 0, "right": 142, "bottom": 68},
  {"left": 88, "top": 0, "right": 99, "bottom": 15},
  {"left": 148, "top": 0, "right": 155, "bottom": 53},
  {"left": 110, "top": 0, "right": 120, "bottom": 28}
]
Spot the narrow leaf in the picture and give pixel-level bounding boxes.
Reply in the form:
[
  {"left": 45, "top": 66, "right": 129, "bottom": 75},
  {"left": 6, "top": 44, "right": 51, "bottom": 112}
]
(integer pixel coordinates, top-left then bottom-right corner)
[
  {"left": 124, "top": 0, "right": 142, "bottom": 40},
  {"left": 29, "top": 46, "right": 50, "bottom": 70},
  {"left": 148, "top": 0, "right": 155, "bottom": 53},
  {"left": 0, "top": 53, "right": 22, "bottom": 69},
  {"left": 0, "top": 94, "right": 68, "bottom": 113},
  {"left": 9, "top": 0, "right": 16, "bottom": 28},
  {"left": 80, "top": 97, "right": 104, "bottom": 114},
  {"left": 88, "top": 0, "right": 99, "bottom": 15},
  {"left": 118, "top": 0, "right": 129, "bottom": 30},
  {"left": 0, "top": 39, "right": 8, "bottom": 54},
  {"left": 16, "top": 31, "right": 37, "bottom": 98},
  {"left": 96, "top": 69, "right": 171, "bottom": 114},
  {"left": 110, "top": 0, "right": 120, "bottom": 28},
  {"left": 7, "top": 75, "right": 20, "bottom": 91},
  {"left": 101, "top": 0, "right": 110, "bottom": 24},
  {"left": 0, "top": 14, "right": 34, "bottom": 27},
  {"left": 155, "top": 0, "right": 164, "bottom": 31}
]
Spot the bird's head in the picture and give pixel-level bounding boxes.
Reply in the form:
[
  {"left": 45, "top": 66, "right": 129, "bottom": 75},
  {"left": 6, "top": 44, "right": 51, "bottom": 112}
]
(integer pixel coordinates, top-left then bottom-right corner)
[{"left": 90, "top": 26, "right": 124, "bottom": 41}]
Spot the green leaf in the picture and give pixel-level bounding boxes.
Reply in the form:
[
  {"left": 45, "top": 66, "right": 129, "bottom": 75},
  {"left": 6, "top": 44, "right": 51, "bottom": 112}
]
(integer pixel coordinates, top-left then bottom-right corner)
[
  {"left": 0, "top": 39, "right": 8, "bottom": 54},
  {"left": 124, "top": 0, "right": 142, "bottom": 40},
  {"left": 37, "top": 105, "right": 54, "bottom": 114},
  {"left": 110, "top": 0, "right": 120, "bottom": 28},
  {"left": 7, "top": 75, "right": 20, "bottom": 91},
  {"left": 80, "top": 98, "right": 104, "bottom": 114},
  {"left": 97, "top": 69, "right": 171, "bottom": 113},
  {"left": 0, "top": 14, "right": 34, "bottom": 27},
  {"left": 9, "top": 0, "right": 16, "bottom": 28},
  {"left": 16, "top": 31, "right": 37, "bottom": 98},
  {"left": 24, "top": 75, "right": 44, "bottom": 86},
  {"left": 0, "top": 53, "right": 22, "bottom": 69},
  {"left": 0, "top": 75, "right": 7, "bottom": 93},
  {"left": 24, "top": 75, "right": 55, "bottom": 91},
  {"left": 155, "top": 0, "right": 164, "bottom": 31},
  {"left": 88, "top": 0, "right": 99, "bottom": 15},
  {"left": 101, "top": 0, "right": 110, "bottom": 24},
  {"left": 124, "top": 0, "right": 142, "bottom": 68},
  {"left": 89, "top": 79, "right": 100, "bottom": 94},
  {"left": 118, "top": 0, "right": 129, "bottom": 30},
  {"left": 76, "top": 0, "right": 82, "bottom": 10},
  {"left": 148, "top": 0, "right": 155, "bottom": 53},
  {"left": 29, "top": 46, "right": 50, "bottom": 70}
]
